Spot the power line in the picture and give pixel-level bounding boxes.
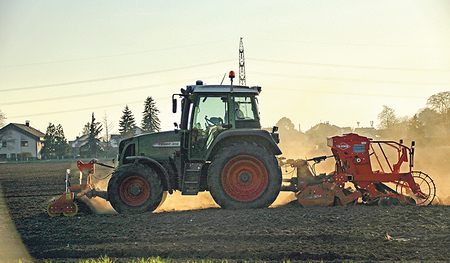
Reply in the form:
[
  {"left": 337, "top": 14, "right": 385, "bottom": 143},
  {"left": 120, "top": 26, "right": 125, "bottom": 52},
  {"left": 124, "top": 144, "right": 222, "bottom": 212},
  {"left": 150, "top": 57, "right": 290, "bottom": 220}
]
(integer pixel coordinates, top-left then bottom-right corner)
[
  {"left": 4, "top": 68, "right": 446, "bottom": 108},
  {"left": 250, "top": 71, "right": 450, "bottom": 87},
  {"left": 247, "top": 38, "right": 450, "bottom": 49},
  {"left": 0, "top": 74, "right": 223, "bottom": 106},
  {"left": 265, "top": 85, "right": 428, "bottom": 99},
  {"left": 0, "top": 39, "right": 236, "bottom": 68},
  {"left": 8, "top": 96, "right": 171, "bottom": 119},
  {"left": 0, "top": 59, "right": 235, "bottom": 93},
  {"left": 7, "top": 75, "right": 434, "bottom": 119},
  {"left": 249, "top": 58, "right": 450, "bottom": 72}
]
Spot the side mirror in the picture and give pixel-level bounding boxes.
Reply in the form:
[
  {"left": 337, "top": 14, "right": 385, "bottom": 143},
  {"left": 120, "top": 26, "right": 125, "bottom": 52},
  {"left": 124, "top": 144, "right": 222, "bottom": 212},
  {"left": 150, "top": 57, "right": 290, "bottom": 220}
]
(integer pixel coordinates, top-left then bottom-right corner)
[
  {"left": 172, "top": 98, "right": 177, "bottom": 113},
  {"left": 272, "top": 126, "right": 279, "bottom": 133}
]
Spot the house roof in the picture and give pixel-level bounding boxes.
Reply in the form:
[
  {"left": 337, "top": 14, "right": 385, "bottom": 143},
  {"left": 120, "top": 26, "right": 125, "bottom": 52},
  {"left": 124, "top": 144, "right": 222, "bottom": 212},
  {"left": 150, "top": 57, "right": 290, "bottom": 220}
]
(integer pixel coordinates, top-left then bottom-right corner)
[{"left": 0, "top": 123, "right": 45, "bottom": 141}]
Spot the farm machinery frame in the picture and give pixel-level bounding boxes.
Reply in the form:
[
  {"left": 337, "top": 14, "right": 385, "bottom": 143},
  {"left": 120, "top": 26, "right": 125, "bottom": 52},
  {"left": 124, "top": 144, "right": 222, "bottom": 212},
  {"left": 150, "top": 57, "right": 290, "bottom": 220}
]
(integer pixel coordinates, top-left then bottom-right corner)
[{"left": 281, "top": 133, "right": 436, "bottom": 206}]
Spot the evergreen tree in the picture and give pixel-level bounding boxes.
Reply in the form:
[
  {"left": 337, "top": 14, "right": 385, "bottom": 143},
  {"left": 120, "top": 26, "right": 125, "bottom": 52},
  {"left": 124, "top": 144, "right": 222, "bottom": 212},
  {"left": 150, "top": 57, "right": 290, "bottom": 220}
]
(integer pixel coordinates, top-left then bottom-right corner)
[
  {"left": 54, "top": 124, "right": 70, "bottom": 157},
  {"left": 41, "top": 123, "right": 70, "bottom": 158},
  {"left": 141, "top": 96, "right": 161, "bottom": 133},
  {"left": 80, "top": 113, "right": 103, "bottom": 157},
  {"left": 41, "top": 123, "right": 57, "bottom": 158},
  {"left": 119, "top": 105, "right": 136, "bottom": 138},
  {"left": 82, "top": 122, "right": 90, "bottom": 135}
]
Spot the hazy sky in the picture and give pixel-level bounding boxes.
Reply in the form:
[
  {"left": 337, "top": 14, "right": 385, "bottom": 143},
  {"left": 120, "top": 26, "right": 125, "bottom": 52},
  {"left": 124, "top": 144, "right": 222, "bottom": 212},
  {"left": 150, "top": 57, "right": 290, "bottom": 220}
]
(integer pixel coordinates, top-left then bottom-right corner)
[{"left": 1, "top": 0, "right": 449, "bottom": 139}]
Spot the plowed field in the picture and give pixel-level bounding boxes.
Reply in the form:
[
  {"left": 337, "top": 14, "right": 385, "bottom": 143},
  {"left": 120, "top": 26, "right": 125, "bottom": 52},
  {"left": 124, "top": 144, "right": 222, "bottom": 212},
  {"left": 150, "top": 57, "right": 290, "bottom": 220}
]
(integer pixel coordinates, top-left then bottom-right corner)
[{"left": 1, "top": 161, "right": 450, "bottom": 262}]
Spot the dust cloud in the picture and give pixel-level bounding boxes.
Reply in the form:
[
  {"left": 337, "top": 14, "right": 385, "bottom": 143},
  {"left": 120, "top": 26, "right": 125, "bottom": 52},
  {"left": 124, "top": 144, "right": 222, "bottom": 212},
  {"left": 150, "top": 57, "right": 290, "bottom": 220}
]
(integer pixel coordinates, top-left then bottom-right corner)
[
  {"left": 155, "top": 192, "right": 219, "bottom": 212},
  {"left": 414, "top": 145, "right": 450, "bottom": 205},
  {"left": 83, "top": 173, "right": 298, "bottom": 213}
]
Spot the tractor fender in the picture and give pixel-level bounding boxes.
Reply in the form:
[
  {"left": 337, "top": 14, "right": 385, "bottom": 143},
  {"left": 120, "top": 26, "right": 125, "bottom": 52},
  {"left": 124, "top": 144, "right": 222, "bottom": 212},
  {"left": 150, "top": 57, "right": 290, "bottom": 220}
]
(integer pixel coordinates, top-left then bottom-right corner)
[
  {"left": 125, "top": 156, "right": 173, "bottom": 194},
  {"left": 205, "top": 129, "right": 282, "bottom": 161}
]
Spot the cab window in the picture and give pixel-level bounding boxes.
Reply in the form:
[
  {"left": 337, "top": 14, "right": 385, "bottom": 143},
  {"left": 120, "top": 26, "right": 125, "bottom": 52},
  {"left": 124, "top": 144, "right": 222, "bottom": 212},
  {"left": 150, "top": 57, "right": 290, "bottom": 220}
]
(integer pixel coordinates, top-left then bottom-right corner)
[
  {"left": 190, "top": 96, "right": 227, "bottom": 158},
  {"left": 233, "top": 96, "right": 260, "bottom": 128}
]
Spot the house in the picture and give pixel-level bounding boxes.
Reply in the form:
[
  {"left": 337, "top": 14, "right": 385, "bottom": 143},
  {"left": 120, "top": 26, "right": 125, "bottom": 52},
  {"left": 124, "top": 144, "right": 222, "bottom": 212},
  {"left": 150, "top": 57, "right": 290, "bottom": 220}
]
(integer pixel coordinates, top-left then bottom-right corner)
[
  {"left": 110, "top": 134, "right": 122, "bottom": 148},
  {"left": 69, "top": 134, "right": 89, "bottom": 149},
  {"left": 0, "top": 121, "right": 45, "bottom": 160}
]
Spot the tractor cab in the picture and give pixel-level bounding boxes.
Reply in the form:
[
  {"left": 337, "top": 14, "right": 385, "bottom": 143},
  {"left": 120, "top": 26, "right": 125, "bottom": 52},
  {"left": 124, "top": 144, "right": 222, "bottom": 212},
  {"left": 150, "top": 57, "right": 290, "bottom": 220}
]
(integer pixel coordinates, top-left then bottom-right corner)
[{"left": 173, "top": 80, "right": 264, "bottom": 160}]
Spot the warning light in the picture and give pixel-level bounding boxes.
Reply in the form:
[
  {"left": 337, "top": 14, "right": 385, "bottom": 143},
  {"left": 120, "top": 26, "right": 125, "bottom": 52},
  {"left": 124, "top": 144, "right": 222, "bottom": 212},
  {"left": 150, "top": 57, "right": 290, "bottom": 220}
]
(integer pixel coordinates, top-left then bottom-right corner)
[{"left": 229, "top": 71, "right": 235, "bottom": 79}]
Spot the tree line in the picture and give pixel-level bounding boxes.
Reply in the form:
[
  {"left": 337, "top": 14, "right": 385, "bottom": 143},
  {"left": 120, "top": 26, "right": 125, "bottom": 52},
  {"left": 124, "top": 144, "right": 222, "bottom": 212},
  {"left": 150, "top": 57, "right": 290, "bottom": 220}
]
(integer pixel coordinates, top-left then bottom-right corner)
[
  {"left": 41, "top": 96, "right": 161, "bottom": 159},
  {"left": 275, "top": 91, "right": 450, "bottom": 157},
  {"left": 377, "top": 91, "right": 450, "bottom": 140}
]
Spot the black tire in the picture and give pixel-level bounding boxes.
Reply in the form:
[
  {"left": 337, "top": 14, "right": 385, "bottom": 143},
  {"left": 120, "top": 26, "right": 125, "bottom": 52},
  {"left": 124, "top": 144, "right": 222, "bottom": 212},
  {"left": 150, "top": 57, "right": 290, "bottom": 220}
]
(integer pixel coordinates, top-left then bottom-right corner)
[
  {"left": 207, "top": 141, "right": 282, "bottom": 209},
  {"left": 74, "top": 198, "right": 94, "bottom": 215},
  {"left": 107, "top": 163, "right": 163, "bottom": 213}
]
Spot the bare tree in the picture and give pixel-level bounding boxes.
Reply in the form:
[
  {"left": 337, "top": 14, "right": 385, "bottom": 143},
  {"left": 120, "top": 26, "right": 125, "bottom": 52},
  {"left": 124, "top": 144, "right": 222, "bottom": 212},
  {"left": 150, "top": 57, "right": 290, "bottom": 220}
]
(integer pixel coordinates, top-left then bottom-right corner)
[
  {"left": 0, "top": 109, "right": 6, "bottom": 128},
  {"left": 427, "top": 91, "right": 450, "bottom": 133},
  {"left": 102, "top": 111, "right": 115, "bottom": 146},
  {"left": 377, "top": 105, "right": 398, "bottom": 130},
  {"left": 426, "top": 91, "right": 450, "bottom": 114}
]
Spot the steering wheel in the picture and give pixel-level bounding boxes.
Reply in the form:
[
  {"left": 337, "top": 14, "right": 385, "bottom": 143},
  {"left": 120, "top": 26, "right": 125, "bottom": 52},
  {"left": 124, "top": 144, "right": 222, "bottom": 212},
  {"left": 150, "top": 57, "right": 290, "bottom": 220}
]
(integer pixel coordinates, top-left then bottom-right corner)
[
  {"left": 205, "top": 116, "right": 223, "bottom": 127},
  {"left": 205, "top": 116, "right": 215, "bottom": 127}
]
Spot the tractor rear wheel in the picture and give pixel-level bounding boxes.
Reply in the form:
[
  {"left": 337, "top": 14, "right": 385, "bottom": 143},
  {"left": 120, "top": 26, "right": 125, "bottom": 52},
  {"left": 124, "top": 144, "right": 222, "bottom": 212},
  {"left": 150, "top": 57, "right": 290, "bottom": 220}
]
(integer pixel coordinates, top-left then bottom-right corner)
[
  {"left": 108, "top": 163, "right": 163, "bottom": 213},
  {"left": 208, "top": 141, "right": 281, "bottom": 209}
]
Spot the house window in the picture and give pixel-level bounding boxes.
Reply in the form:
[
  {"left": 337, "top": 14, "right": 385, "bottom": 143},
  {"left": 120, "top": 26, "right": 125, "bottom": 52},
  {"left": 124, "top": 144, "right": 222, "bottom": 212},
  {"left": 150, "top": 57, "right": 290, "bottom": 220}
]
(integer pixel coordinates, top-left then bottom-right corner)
[
  {"left": 21, "top": 141, "right": 28, "bottom": 147},
  {"left": 1, "top": 141, "right": 5, "bottom": 148}
]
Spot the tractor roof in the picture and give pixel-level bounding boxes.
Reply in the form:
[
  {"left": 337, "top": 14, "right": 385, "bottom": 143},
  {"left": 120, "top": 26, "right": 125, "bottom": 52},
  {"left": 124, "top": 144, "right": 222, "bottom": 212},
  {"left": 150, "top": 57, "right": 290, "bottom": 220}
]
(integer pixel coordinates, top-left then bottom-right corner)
[{"left": 187, "top": 85, "right": 261, "bottom": 95}]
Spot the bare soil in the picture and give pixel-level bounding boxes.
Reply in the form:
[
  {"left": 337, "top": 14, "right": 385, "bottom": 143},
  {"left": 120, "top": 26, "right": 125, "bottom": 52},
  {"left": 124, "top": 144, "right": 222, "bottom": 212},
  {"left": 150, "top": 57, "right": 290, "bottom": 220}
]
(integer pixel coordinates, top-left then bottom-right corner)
[{"left": 1, "top": 161, "right": 450, "bottom": 263}]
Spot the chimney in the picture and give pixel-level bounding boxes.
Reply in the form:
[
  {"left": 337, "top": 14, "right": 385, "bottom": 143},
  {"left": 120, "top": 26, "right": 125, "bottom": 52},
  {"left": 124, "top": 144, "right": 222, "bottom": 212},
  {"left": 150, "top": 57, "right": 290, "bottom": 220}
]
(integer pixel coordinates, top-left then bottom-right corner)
[{"left": 25, "top": 120, "right": 30, "bottom": 127}]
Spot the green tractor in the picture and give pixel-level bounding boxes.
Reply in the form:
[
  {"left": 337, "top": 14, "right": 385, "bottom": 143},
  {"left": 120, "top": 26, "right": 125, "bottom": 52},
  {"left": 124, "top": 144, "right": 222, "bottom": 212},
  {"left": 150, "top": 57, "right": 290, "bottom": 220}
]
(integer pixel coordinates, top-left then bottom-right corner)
[{"left": 107, "top": 73, "right": 282, "bottom": 213}]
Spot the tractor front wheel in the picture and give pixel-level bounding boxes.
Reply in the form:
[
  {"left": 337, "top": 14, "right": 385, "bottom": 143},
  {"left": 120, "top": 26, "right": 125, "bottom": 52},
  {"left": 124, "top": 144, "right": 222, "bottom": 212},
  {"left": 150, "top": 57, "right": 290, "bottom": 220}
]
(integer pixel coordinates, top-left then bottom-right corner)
[
  {"left": 208, "top": 142, "right": 282, "bottom": 209},
  {"left": 108, "top": 163, "right": 163, "bottom": 213}
]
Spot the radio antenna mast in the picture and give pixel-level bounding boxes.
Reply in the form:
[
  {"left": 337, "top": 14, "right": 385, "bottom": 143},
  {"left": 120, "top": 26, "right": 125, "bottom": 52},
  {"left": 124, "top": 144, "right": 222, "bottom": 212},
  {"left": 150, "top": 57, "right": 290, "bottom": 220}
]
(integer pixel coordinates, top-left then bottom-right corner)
[{"left": 239, "top": 37, "right": 246, "bottom": 86}]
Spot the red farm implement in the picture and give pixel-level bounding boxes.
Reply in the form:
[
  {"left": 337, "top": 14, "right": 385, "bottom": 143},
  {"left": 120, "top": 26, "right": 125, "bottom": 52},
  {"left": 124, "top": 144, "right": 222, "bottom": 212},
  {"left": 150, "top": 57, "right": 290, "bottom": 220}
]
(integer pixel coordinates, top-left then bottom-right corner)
[
  {"left": 281, "top": 133, "right": 436, "bottom": 206},
  {"left": 46, "top": 159, "right": 111, "bottom": 217}
]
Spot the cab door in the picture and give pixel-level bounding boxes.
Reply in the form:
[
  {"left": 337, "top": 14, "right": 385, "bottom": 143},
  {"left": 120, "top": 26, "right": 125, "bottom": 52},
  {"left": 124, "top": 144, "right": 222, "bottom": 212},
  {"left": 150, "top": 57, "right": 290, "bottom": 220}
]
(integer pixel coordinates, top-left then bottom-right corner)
[{"left": 189, "top": 95, "right": 228, "bottom": 159}]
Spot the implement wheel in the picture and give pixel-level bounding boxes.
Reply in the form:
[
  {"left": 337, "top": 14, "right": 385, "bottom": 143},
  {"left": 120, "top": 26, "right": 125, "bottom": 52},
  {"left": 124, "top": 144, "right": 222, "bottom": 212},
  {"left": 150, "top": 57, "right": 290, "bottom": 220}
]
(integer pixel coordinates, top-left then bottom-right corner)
[
  {"left": 62, "top": 202, "right": 79, "bottom": 217},
  {"left": 396, "top": 171, "right": 436, "bottom": 206},
  {"left": 108, "top": 163, "right": 163, "bottom": 213},
  {"left": 208, "top": 141, "right": 282, "bottom": 209},
  {"left": 46, "top": 200, "right": 60, "bottom": 217}
]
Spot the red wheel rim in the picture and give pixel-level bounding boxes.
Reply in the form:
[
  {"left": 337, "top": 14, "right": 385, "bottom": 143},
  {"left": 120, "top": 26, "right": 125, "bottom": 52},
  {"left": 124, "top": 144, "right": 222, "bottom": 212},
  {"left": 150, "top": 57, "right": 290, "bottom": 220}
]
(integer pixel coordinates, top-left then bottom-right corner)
[
  {"left": 222, "top": 155, "right": 268, "bottom": 202},
  {"left": 120, "top": 176, "right": 150, "bottom": 206}
]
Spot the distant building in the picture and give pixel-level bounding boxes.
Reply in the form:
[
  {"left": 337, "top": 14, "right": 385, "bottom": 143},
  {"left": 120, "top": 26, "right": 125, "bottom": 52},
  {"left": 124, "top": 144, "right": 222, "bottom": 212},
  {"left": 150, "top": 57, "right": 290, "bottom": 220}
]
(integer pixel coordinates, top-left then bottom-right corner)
[
  {"left": 0, "top": 121, "right": 45, "bottom": 160},
  {"left": 354, "top": 127, "right": 379, "bottom": 139},
  {"left": 110, "top": 134, "right": 122, "bottom": 148},
  {"left": 69, "top": 134, "right": 89, "bottom": 149}
]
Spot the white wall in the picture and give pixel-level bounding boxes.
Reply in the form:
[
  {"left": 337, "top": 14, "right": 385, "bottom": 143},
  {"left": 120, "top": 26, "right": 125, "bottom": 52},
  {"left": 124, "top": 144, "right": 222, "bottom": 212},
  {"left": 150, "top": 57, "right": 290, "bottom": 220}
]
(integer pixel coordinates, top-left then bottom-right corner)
[{"left": 0, "top": 129, "right": 41, "bottom": 159}]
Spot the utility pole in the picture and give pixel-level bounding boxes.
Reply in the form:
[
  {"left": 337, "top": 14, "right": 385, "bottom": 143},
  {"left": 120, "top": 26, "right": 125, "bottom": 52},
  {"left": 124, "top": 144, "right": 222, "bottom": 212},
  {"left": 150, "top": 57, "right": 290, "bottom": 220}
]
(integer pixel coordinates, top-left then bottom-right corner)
[{"left": 239, "top": 37, "right": 246, "bottom": 86}]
